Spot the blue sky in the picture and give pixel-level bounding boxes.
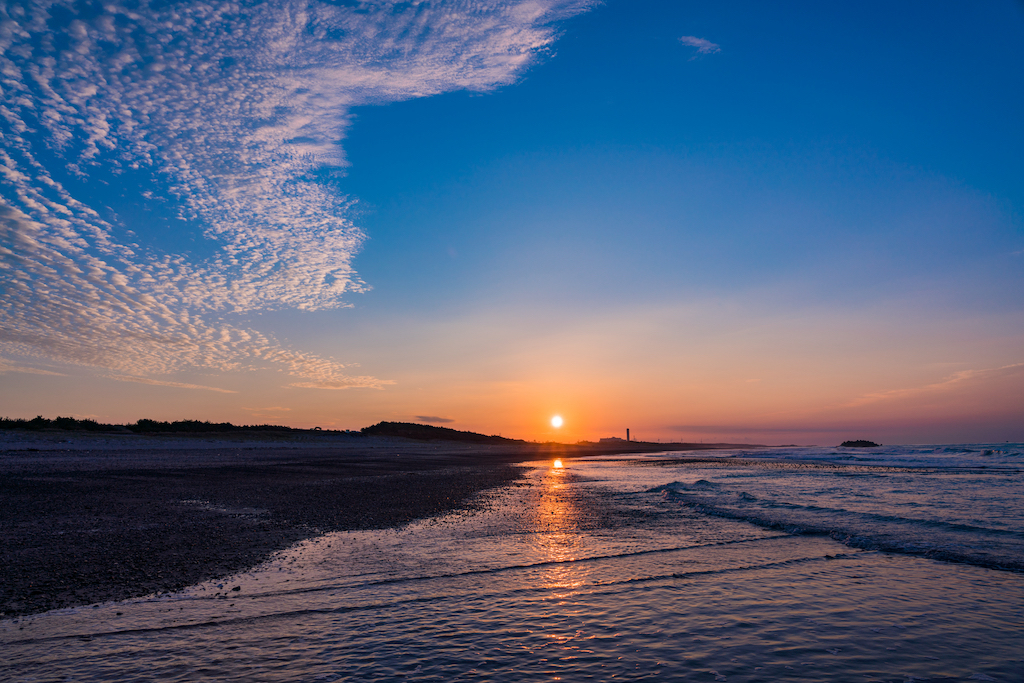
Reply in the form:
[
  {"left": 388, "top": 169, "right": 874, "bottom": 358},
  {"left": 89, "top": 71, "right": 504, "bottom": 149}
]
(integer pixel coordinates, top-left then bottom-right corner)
[
  {"left": 342, "top": 0, "right": 1021, "bottom": 309},
  {"left": 2, "top": 0, "right": 1022, "bottom": 443}
]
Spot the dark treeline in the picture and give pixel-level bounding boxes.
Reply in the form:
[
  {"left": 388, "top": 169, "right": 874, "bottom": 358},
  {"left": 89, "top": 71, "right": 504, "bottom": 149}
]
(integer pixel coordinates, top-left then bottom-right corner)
[
  {"left": 1, "top": 416, "right": 114, "bottom": 432},
  {"left": 131, "top": 419, "right": 307, "bottom": 433},
  {"left": 3, "top": 417, "right": 526, "bottom": 442},
  {"left": 360, "top": 421, "right": 523, "bottom": 444},
  {"left": 0, "top": 416, "right": 316, "bottom": 434},
  {"left": 0, "top": 417, "right": 518, "bottom": 442}
]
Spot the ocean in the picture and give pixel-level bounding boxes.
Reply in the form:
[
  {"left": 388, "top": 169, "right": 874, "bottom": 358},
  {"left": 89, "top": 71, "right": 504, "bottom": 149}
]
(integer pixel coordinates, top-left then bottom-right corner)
[{"left": 3, "top": 444, "right": 1023, "bottom": 681}]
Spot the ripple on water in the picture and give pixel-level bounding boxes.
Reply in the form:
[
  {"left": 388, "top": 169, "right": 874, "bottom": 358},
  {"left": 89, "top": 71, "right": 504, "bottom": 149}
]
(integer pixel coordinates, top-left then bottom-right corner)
[{"left": 2, "top": 457, "right": 1023, "bottom": 682}]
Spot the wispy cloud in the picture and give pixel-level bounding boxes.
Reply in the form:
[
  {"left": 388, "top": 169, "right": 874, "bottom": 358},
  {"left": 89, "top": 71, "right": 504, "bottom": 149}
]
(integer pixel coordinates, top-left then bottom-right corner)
[
  {"left": 288, "top": 378, "right": 395, "bottom": 390},
  {"left": 0, "top": 357, "right": 65, "bottom": 376},
  {"left": 105, "top": 375, "right": 238, "bottom": 394},
  {"left": 0, "top": 0, "right": 594, "bottom": 387},
  {"left": 415, "top": 415, "right": 456, "bottom": 424},
  {"left": 242, "top": 406, "right": 293, "bottom": 421},
  {"left": 668, "top": 424, "right": 851, "bottom": 435},
  {"left": 679, "top": 35, "right": 721, "bottom": 56},
  {"left": 846, "top": 362, "right": 1024, "bottom": 407}
]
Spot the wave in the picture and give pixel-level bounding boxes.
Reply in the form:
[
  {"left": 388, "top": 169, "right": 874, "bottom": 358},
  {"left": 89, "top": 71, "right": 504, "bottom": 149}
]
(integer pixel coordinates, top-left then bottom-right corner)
[
  {"left": 652, "top": 481, "right": 1024, "bottom": 573},
  {"left": 3, "top": 536, "right": 851, "bottom": 645},
  {"left": 679, "top": 444, "right": 1024, "bottom": 469}
]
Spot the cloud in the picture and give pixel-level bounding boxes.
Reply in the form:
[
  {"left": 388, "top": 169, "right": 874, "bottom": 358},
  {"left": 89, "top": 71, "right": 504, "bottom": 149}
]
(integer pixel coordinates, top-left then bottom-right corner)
[
  {"left": 242, "top": 406, "right": 293, "bottom": 421},
  {"left": 0, "top": 0, "right": 594, "bottom": 387},
  {"left": 0, "top": 357, "right": 65, "bottom": 376},
  {"left": 845, "top": 362, "right": 1024, "bottom": 407},
  {"left": 104, "top": 375, "right": 238, "bottom": 394},
  {"left": 668, "top": 424, "right": 852, "bottom": 435},
  {"left": 415, "top": 415, "right": 456, "bottom": 424},
  {"left": 679, "top": 35, "right": 721, "bottom": 56},
  {"left": 289, "top": 378, "right": 396, "bottom": 390}
]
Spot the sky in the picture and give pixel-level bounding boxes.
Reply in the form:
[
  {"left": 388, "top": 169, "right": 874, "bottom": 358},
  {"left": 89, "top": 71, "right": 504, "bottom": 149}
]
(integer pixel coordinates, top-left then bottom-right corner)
[{"left": 1, "top": 0, "right": 1022, "bottom": 445}]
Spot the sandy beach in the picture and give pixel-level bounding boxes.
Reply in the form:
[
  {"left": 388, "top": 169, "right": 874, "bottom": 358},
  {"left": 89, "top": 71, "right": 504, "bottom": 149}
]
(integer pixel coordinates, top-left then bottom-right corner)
[
  {"left": 2, "top": 429, "right": 711, "bottom": 618},
  {"left": 4, "top": 443, "right": 1022, "bottom": 682},
  {"left": 0, "top": 430, "right": 540, "bottom": 617}
]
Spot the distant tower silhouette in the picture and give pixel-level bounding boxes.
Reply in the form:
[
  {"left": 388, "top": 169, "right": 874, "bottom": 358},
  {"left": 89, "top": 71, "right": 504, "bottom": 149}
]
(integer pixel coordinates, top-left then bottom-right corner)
[{"left": 626, "top": 428, "right": 630, "bottom": 442}]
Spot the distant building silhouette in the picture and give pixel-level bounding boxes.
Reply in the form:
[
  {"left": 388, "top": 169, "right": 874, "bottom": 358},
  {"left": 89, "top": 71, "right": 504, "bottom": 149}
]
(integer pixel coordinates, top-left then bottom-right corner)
[{"left": 599, "top": 429, "right": 633, "bottom": 444}]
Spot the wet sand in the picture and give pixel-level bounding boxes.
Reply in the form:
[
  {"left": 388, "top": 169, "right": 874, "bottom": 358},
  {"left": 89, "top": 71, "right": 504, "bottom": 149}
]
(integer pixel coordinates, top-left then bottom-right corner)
[
  {"left": 0, "top": 432, "right": 539, "bottom": 617},
  {"left": 1, "top": 430, "right": 709, "bottom": 618},
  {"left": 6, "top": 453, "right": 1022, "bottom": 682}
]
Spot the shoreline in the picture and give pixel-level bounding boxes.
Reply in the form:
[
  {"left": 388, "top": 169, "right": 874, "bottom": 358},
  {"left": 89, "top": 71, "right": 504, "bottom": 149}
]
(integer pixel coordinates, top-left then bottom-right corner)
[
  {"left": 1, "top": 430, "right": 747, "bottom": 618},
  {"left": 6, "top": 442, "right": 1022, "bottom": 682},
  {"left": 0, "top": 434, "right": 532, "bottom": 618}
]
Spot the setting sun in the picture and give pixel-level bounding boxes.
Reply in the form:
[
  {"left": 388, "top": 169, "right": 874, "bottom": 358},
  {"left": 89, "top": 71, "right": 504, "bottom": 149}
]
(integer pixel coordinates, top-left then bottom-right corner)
[{"left": 1, "top": 3, "right": 1021, "bottom": 681}]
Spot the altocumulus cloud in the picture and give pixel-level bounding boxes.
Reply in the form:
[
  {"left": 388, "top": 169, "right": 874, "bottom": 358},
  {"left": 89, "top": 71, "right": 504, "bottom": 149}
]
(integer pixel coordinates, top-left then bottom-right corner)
[{"left": 0, "top": 0, "right": 593, "bottom": 389}]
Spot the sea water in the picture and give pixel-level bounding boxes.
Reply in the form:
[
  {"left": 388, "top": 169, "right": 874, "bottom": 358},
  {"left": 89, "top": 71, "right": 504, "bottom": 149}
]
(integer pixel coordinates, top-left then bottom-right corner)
[{"left": 3, "top": 444, "right": 1023, "bottom": 682}]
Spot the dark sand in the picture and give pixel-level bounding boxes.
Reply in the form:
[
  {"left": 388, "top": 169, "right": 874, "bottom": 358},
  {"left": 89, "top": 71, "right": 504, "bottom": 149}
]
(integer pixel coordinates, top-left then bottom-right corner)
[{"left": 0, "top": 434, "right": 534, "bottom": 617}]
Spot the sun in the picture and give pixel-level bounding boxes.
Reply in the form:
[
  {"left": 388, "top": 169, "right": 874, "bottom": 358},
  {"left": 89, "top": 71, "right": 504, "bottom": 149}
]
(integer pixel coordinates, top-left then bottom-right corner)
[{"left": 551, "top": 415, "right": 563, "bottom": 428}]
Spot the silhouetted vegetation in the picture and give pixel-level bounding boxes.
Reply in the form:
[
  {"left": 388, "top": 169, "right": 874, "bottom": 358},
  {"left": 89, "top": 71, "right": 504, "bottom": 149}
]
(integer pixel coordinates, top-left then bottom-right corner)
[
  {"left": 0, "top": 416, "right": 119, "bottom": 432},
  {"left": 0, "top": 415, "right": 320, "bottom": 434},
  {"left": 129, "top": 419, "right": 303, "bottom": 434},
  {"left": 361, "top": 421, "right": 523, "bottom": 444},
  {"left": 840, "top": 440, "right": 881, "bottom": 448},
  {"left": 0, "top": 416, "right": 523, "bottom": 441}
]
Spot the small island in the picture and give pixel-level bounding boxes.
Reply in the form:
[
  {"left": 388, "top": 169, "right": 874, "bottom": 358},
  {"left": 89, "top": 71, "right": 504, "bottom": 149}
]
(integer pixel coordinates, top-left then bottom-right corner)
[{"left": 840, "top": 439, "right": 881, "bottom": 448}]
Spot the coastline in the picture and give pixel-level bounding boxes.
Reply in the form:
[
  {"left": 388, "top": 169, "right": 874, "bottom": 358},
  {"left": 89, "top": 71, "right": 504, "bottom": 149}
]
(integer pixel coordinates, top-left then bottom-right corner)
[
  {"left": 1, "top": 430, "right": 741, "bottom": 618},
  {"left": 0, "top": 432, "right": 528, "bottom": 618},
  {"left": 5, "top": 438, "right": 1023, "bottom": 682}
]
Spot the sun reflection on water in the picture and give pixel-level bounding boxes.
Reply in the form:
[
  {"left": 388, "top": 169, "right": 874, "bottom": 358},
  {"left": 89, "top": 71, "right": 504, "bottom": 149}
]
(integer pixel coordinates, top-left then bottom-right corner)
[
  {"left": 533, "top": 461, "right": 585, "bottom": 594},
  {"left": 529, "top": 459, "right": 597, "bottom": 667}
]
